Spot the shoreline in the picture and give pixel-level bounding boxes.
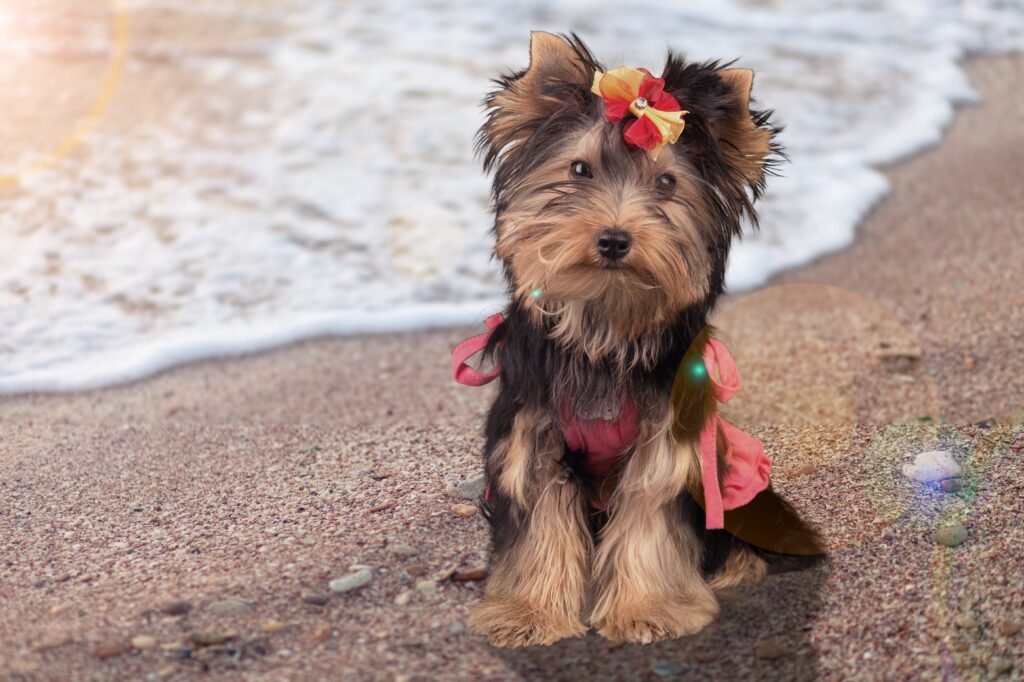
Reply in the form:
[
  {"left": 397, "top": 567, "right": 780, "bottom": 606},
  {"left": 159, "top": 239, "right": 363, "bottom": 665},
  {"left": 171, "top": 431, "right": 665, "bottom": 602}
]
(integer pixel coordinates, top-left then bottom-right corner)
[
  {"left": 2, "top": 55, "right": 1021, "bottom": 424},
  {"left": 0, "top": 47, "right": 1012, "bottom": 400}
]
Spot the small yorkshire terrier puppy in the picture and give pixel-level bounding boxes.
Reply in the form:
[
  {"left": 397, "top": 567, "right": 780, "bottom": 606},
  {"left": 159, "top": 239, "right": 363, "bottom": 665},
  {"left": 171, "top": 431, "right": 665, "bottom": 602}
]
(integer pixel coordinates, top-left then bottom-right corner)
[{"left": 455, "top": 32, "right": 825, "bottom": 647}]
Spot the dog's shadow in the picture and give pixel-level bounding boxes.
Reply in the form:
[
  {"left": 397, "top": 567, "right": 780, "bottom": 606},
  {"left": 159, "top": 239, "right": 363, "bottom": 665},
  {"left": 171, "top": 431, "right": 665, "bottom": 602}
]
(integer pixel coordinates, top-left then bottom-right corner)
[{"left": 484, "top": 563, "right": 829, "bottom": 681}]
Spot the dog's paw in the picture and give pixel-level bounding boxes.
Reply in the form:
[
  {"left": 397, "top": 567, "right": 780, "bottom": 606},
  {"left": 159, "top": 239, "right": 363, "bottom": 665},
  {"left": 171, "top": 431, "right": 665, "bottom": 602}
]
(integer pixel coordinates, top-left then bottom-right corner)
[
  {"left": 468, "top": 597, "right": 586, "bottom": 648},
  {"left": 592, "top": 593, "right": 718, "bottom": 644}
]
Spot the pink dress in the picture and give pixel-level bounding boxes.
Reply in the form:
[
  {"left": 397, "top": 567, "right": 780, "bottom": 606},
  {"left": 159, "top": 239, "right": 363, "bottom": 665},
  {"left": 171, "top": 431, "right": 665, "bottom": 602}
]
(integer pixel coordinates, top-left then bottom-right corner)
[{"left": 452, "top": 317, "right": 770, "bottom": 529}]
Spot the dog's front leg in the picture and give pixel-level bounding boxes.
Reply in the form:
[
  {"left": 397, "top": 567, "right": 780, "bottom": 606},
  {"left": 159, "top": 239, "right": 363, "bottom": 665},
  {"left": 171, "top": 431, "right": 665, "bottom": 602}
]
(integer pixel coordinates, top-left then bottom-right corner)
[
  {"left": 468, "top": 406, "right": 591, "bottom": 647},
  {"left": 590, "top": 414, "right": 719, "bottom": 643}
]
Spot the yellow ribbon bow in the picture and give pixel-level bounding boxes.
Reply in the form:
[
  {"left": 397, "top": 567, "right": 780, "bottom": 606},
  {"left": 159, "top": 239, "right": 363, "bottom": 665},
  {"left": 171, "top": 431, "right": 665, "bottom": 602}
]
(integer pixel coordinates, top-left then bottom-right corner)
[{"left": 591, "top": 66, "right": 688, "bottom": 161}]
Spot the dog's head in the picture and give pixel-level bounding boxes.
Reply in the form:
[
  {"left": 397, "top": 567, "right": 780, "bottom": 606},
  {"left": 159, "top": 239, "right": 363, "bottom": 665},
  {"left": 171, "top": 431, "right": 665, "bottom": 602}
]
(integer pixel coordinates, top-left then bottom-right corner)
[{"left": 478, "top": 32, "right": 780, "bottom": 360}]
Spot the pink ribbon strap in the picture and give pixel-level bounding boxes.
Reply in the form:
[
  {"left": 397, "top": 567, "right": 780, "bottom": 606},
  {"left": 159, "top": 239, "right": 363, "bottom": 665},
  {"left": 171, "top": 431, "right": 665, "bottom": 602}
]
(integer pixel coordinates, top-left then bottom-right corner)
[
  {"left": 451, "top": 313, "right": 505, "bottom": 386},
  {"left": 699, "top": 338, "right": 771, "bottom": 530}
]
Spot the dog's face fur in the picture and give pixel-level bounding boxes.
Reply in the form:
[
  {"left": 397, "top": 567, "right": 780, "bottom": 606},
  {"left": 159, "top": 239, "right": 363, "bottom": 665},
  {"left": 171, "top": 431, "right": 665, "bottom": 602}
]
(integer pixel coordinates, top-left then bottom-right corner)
[{"left": 478, "top": 33, "right": 780, "bottom": 364}]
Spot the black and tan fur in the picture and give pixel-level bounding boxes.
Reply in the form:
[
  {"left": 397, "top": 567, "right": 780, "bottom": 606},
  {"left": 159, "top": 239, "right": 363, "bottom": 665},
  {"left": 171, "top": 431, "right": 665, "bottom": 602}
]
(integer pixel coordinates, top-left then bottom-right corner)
[{"left": 467, "top": 32, "right": 825, "bottom": 647}]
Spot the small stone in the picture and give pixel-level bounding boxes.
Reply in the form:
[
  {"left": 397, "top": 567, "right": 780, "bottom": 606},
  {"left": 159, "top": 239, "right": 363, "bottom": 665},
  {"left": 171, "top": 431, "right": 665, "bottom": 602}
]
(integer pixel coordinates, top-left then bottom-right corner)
[
  {"left": 208, "top": 599, "right": 249, "bottom": 616},
  {"left": 445, "top": 475, "right": 486, "bottom": 500},
  {"left": 260, "top": 619, "right": 286, "bottom": 633},
  {"left": 694, "top": 652, "right": 716, "bottom": 663},
  {"left": 989, "top": 657, "right": 1013, "bottom": 675},
  {"left": 954, "top": 615, "right": 977, "bottom": 629},
  {"left": 790, "top": 465, "right": 817, "bottom": 477},
  {"left": 903, "top": 451, "right": 961, "bottom": 483},
  {"left": 189, "top": 630, "right": 235, "bottom": 646},
  {"left": 388, "top": 544, "right": 419, "bottom": 557},
  {"left": 415, "top": 580, "right": 438, "bottom": 597},
  {"left": 939, "top": 478, "right": 963, "bottom": 493},
  {"left": 394, "top": 591, "right": 413, "bottom": 606},
  {"left": 312, "top": 624, "right": 332, "bottom": 642},
  {"left": 330, "top": 569, "right": 373, "bottom": 594},
  {"left": 300, "top": 590, "right": 330, "bottom": 605},
  {"left": 998, "top": 620, "right": 1020, "bottom": 637},
  {"left": 451, "top": 568, "right": 488, "bottom": 582},
  {"left": 158, "top": 599, "right": 192, "bottom": 616},
  {"left": 450, "top": 504, "right": 478, "bottom": 518},
  {"left": 931, "top": 522, "right": 968, "bottom": 547},
  {"left": 92, "top": 640, "right": 131, "bottom": 659},
  {"left": 404, "top": 564, "right": 427, "bottom": 578},
  {"left": 753, "top": 638, "right": 792, "bottom": 660},
  {"left": 32, "top": 633, "right": 71, "bottom": 652},
  {"left": 651, "top": 661, "right": 681, "bottom": 677},
  {"left": 131, "top": 635, "right": 157, "bottom": 650},
  {"left": 448, "top": 622, "right": 466, "bottom": 636}
]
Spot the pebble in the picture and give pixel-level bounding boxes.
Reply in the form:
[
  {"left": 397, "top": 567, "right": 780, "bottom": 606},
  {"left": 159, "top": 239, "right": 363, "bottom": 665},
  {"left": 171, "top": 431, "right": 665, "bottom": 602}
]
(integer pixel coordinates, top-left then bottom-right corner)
[
  {"left": 312, "top": 624, "right": 332, "bottom": 642},
  {"left": 954, "top": 615, "right": 977, "bottom": 629},
  {"left": 330, "top": 569, "right": 373, "bottom": 594},
  {"left": 694, "top": 652, "right": 716, "bottom": 663},
  {"left": 989, "top": 657, "right": 1013, "bottom": 676},
  {"left": 131, "top": 635, "right": 157, "bottom": 650},
  {"left": 651, "top": 662, "right": 682, "bottom": 677},
  {"left": 32, "top": 633, "right": 71, "bottom": 652},
  {"left": 938, "top": 478, "right": 963, "bottom": 492},
  {"left": 388, "top": 544, "right": 419, "bottom": 557},
  {"left": 998, "top": 620, "right": 1020, "bottom": 637},
  {"left": 260, "top": 619, "right": 286, "bottom": 633},
  {"left": 753, "top": 638, "right": 793, "bottom": 660},
  {"left": 451, "top": 568, "right": 488, "bottom": 582},
  {"left": 394, "top": 591, "right": 413, "bottom": 606},
  {"left": 445, "top": 475, "right": 486, "bottom": 500},
  {"left": 451, "top": 504, "right": 478, "bottom": 518},
  {"left": 448, "top": 622, "right": 466, "bottom": 636},
  {"left": 931, "top": 522, "right": 968, "bottom": 547},
  {"left": 790, "top": 465, "right": 817, "bottom": 477},
  {"left": 301, "top": 590, "right": 330, "bottom": 605},
  {"left": 208, "top": 599, "right": 249, "bottom": 616},
  {"left": 92, "top": 640, "right": 131, "bottom": 659},
  {"left": 903, "top": 451, "right": 960, "bottom": 483},
  {"left": 158, "top": 599, "right": 192, "bottom": 616},
  {"left": 189, "top": 630, "right": 236, "bottom": 646},
  {"left": 415, "top": 579, "right": 438, "bottom": 597}
]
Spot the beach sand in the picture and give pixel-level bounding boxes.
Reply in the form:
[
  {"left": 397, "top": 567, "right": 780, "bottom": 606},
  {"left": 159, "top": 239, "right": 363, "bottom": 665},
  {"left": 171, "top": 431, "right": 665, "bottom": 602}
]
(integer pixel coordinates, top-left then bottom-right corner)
[{"left": 1, "top": 55, "right": 1023, "bottom": 680}]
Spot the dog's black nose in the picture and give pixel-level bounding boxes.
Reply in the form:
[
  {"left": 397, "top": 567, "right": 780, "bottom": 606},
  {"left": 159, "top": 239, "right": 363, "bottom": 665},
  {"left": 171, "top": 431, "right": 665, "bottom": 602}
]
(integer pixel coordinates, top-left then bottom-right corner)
[{"left": 596, "top": 229, "right": 632, "bottom": 261}]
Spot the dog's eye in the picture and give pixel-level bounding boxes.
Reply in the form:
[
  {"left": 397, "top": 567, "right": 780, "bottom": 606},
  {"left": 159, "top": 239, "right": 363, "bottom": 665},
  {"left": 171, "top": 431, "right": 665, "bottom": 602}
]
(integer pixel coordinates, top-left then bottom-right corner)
[
  {"left": 569, "top": 160, "right": 592, "bottom": 179},
  {"left": 656, "top": 174, "right": 676, "bottom": 193}
]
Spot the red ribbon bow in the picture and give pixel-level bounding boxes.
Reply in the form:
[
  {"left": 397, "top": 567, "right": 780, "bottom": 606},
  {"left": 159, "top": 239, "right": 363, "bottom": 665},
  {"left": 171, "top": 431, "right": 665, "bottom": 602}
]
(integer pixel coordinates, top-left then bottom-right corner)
[{"left": 591, "top": 67, "right": 688, "bottom": 160}]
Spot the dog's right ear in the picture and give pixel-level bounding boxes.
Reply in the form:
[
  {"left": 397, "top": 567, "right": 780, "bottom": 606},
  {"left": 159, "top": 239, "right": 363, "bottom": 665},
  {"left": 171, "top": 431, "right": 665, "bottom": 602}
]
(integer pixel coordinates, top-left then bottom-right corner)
[{"left": 478, "top": 32, "right": 595, "bottom": 171}]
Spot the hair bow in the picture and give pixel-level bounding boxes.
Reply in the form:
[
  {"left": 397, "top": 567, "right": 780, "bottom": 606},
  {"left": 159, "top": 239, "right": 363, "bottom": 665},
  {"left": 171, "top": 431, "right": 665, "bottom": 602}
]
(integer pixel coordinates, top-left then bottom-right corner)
[{"left": 591, "top": 67, "right": 688, "bottom": 161}]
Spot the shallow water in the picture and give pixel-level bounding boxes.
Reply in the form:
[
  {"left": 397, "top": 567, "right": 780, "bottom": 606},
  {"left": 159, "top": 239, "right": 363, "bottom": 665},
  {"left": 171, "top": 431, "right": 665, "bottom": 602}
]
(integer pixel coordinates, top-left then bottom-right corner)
[{"left": 0, "top": 0, "right": 1021, "bottom": 392}]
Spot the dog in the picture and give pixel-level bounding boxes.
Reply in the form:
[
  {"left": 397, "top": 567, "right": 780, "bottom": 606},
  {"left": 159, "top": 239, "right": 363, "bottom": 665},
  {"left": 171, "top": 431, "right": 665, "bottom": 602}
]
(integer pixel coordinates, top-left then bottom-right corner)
[{"left": 452, "top": 32, "right": 825, "bottom": 647}]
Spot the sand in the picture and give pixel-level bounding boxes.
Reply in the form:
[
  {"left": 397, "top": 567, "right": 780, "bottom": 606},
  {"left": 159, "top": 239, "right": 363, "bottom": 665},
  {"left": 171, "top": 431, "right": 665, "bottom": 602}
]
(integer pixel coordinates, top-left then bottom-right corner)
[{"left": 1, "top": 55, "right": 1023, "bottom": 681}]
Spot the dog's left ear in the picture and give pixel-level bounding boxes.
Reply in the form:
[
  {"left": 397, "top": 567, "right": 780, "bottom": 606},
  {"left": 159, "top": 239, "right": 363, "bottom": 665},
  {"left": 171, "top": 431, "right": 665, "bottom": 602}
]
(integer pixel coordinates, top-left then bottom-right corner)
[
  {"left": 713, "top": 68, "right": 774, "bottom": 191},
  {"left": 479, "top": 32, "right": 595, "bottom": 170}
]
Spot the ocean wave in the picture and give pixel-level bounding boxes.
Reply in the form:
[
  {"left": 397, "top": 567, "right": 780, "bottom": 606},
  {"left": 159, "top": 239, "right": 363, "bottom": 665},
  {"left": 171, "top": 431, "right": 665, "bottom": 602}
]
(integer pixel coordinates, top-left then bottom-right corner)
[{"left": 0, "top": 0, "right": 1021, "bottom": 393}]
